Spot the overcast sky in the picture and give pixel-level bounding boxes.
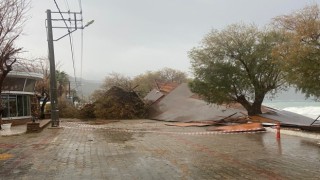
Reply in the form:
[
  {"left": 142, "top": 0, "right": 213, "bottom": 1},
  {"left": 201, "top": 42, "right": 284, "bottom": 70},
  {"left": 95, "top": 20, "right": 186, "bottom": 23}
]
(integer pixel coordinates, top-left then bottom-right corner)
[{"left": 18, "top": 0, "right": 320, "bottom": 82}]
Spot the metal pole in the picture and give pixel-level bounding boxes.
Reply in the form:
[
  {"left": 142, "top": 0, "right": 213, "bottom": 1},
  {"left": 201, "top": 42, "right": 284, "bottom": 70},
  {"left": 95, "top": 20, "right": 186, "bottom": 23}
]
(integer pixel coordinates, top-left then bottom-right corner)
[
  {"left": 276, "top": 122, "right": 280, "bottom": 139},
  {"left": 310, "top": 115, "right": 320, "bottom": 126},
  {"left": 68, "top": 81, "right": 71, "bottom": 98},
  {"left": 47, "top": 9, "right": 59, "bottom": 127}
]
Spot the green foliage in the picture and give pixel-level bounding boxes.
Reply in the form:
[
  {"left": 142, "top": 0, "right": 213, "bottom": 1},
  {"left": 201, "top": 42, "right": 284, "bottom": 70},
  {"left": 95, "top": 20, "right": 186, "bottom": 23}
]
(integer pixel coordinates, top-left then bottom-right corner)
[
  {"left": 132, "top": 71, "right": 159, "bottom": 97},
  {"left": 133, "top": 67, "right": 188, "bottom": 97},
  {"left": 272, "top": 4, "right": 320, "bottom": 98},
  {"left": 189, "top": 24, "right": 285, "bottom": 115},
  {"left": 92, "top": 68, "right": 188, "bottom": 99},
  {"left": 102, "top": 72, "right": 133, "bottom": 91},
  {"left": 94, "top": 86, "right": 146, "bottom": 119},
  {"left": 56, "top": 70, "right": 69, "bottom": 86},
  {"left": 56, "top": 70, "right": 69, "bottom": 97}
]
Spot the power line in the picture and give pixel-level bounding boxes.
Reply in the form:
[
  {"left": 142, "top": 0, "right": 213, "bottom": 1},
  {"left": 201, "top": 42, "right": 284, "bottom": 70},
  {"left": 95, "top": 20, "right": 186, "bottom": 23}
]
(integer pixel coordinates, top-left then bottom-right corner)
[
  {"left": 79, "top": 25, "right": 84, "bottom": 98},
  {"left": 53, "top": 0, "right": 70, "bottom": 30},
  {"left": 53, "top": 0, "right": 78, "bottom": 91},
  {"left": 61, "top": 0, "right": 78, "bottom": 91},
  {"left": 63, "top": 0, "right": 70, "bottom": 11},
  {"left": 78, "top": 0, "right": 83, "bottom": 13},
  {"left": 79, "top": 0, "right": 84, "bottom": 98},
  {"left": 68, "top": 31, "right": 77, "bottom": 90}
]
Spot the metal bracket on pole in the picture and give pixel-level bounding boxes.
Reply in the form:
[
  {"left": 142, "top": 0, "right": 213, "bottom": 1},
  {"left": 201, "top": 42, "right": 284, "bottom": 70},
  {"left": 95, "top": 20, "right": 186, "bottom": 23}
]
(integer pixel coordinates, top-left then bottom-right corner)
[
  {"left": 54, "top": 29, "right": 77, "bottom": 41},
  {"left": 45, "top": 12, "right": 92, "bottom": 41}
]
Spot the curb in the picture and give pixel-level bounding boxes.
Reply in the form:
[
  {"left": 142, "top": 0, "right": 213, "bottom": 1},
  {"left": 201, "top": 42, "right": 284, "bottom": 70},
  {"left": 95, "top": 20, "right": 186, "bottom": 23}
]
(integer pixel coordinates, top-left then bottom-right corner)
[{"left": 0, "top": 130, "right": 26, "bottom": 137}]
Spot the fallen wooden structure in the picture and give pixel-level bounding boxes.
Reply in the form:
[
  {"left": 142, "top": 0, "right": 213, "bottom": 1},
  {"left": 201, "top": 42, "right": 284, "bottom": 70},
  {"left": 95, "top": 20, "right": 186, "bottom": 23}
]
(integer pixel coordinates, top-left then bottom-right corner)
[
  {"left": 145, "top": 83, "right": 320, "bottom": 132},
  {"left": 165, "top": 122, "right": 212, "bottom": 127},
  {"left": 207, "top": 123, "right": 265, "bottom": 133}
]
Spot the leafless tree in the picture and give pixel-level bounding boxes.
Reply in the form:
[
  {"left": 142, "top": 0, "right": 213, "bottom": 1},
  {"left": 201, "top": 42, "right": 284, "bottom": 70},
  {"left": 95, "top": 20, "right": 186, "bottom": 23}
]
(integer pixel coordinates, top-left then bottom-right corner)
[
  {"left": 20, "top": 57, "right": 50, "bottom": 119},
  {"left": 0, "top": 0, "right": 29, "bottom": 129}
]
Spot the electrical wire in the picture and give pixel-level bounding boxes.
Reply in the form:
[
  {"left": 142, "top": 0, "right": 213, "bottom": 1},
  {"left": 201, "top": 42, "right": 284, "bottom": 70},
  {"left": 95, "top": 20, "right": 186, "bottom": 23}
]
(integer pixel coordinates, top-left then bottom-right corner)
[
  {"left": 79, "top": 26, "right": 84, "bottom": 98},
  {"left": 78, "top": 0, "right": 83, "bottom": 13},
  {"left": 53, "top": 0, "right": 78, "bottom": 92},
  {"left": 79, "top": 0, "right": 83, "bottom": 81},
  {"left": 63, "top": 0, "right": 70, "bottom": 12},
  {"left": 68, "top": 30, "right": 77, "bottom": 90},
  {"left": 68, "top": 0, "right": 84, "bottom": 94},
  {"left": 78, "top": 0, "right": 84, "bottom": 99},
  {"left": 65, "top": 1, "right": 79, "bottom": 92},
  {"left": 53, "top": 0, "right": 70, "bottom": 31}
]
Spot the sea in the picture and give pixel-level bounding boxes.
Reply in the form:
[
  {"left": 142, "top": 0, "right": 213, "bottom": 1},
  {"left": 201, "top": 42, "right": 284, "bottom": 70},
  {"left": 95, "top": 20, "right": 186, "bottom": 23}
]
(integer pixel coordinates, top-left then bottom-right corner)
[
  {"left": 261, "top": 87, "right": 320, "bottom": 119},
  {"left": 263, "top": 101, "right": 320, "bottom": 119}
]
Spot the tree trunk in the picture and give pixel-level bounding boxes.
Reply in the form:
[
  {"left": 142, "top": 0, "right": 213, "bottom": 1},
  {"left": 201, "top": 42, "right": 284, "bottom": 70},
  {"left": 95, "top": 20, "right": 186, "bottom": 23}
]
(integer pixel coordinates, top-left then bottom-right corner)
[
  {"left": 237, "top": 93, "right": 265, "bottom": 116},
  {"left": 248, "top": 92, "right": 265, "bottom": 116},
  {"left": 0, "top": 97, "right": 2, "bottom": 130},
  {"left": 236, "top": 95, "right": 253, "bottom": 114},
  {"left": 0, "top": 82, "right": 4, "bottom": 130},
  {"left": 247, "top": 103, "right": 263, "bottom": 116},
  {"left": 40, "top": 96, "right": 48, "bottom": 119}
]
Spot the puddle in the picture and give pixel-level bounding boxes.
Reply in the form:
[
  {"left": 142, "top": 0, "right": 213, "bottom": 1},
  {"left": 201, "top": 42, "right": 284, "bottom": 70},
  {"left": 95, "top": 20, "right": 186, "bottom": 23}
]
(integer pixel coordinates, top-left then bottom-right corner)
[{"left": 103, "top": 131, "right": 135, "bottom": 143}]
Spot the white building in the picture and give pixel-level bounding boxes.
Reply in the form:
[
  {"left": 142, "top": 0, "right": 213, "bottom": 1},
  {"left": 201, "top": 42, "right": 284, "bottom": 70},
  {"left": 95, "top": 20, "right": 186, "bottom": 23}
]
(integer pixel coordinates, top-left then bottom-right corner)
[{"left": 1, "top": 70, "right": 42, "bottom": 125}]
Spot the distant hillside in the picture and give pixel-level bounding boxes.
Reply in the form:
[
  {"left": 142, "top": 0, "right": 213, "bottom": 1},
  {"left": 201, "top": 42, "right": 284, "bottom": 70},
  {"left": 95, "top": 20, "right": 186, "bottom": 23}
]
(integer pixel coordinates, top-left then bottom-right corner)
[
  {"left": 81, "top": 79, "right": 103, "bottom": 97},
  {"left": 68, "top": 77, "right": 103, "bottom": 98},
  {"left": 67, "top": 77, "right": 315, "bottom": 102}
]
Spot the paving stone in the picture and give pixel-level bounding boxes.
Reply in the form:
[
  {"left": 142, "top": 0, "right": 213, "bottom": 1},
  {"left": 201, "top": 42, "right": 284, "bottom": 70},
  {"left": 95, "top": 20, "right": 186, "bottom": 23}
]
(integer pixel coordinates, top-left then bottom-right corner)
[{"left": 0, "top": 119, "right": 319, "bottom": 179}]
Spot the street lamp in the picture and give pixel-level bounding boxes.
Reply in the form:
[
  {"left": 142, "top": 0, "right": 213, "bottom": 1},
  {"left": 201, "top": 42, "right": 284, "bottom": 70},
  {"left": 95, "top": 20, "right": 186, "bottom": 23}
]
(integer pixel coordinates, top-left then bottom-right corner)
[
  {"left": 84, "top": 20, "right": 94, "bottom": 28},
  {"left": 46, "top": 9, "right": 93, "bottom": 127}
]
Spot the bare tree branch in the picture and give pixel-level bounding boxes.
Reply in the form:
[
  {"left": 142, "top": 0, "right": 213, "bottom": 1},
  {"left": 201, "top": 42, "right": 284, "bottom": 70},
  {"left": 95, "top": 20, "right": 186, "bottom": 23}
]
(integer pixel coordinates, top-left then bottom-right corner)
[{"left": 0, "top": 0, "right": 29, "bottom": 129}]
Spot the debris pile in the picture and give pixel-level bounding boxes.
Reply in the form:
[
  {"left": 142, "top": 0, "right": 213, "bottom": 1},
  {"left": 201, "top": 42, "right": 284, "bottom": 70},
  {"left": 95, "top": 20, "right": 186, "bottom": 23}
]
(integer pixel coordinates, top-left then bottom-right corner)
[
  {"left": 78, "top": 103, "right": 96, "bottom": 119},
  {"left": 145, "top": 82, "right": 319, "bottom": 132},
  {"left": 94, "top": 86, "right": 146, "bottom": 119}
]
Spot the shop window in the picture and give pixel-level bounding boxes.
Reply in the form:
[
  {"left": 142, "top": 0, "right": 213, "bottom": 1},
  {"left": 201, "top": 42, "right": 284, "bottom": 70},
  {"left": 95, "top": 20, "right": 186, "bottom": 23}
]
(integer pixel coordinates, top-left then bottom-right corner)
[
  {"left": 17, "top": 95, "right": 31, "bottom": 116},
  {"left": 17, "top": 95, "right": 23, "bottom": 116},
  {"left": 9, "top": 95, "right": 17, "bottom": 117},
  {"left": 1, "top": 95, "right": 31, "bottom": 118},
  {"left": 24, "top": 95, "right": 30, "bottom": 116}
]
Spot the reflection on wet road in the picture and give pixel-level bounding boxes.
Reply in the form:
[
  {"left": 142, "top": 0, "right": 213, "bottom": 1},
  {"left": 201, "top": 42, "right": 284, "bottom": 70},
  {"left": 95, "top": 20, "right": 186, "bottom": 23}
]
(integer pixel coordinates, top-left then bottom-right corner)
[{"left": 0, "top": 119, "right": 319, "bottom": 179}]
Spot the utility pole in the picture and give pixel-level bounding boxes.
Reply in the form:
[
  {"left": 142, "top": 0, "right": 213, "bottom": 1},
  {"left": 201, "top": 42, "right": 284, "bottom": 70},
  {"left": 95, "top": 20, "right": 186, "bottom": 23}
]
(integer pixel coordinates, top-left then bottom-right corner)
[
  {"left": 46, "top": 9, "right": 93, "bottom": 127},
  {"left": 46, "top": 9, "right": 59, "bottom": 127}
]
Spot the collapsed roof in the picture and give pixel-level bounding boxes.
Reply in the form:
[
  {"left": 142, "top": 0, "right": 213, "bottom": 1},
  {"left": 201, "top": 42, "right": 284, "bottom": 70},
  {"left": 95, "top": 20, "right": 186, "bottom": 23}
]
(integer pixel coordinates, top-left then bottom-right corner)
[
  {"left": 145, "top": 83, "right": 318, "bottom": 127},
  {"left": 145, "top": 83, "right": 246, "bottom": 122}
]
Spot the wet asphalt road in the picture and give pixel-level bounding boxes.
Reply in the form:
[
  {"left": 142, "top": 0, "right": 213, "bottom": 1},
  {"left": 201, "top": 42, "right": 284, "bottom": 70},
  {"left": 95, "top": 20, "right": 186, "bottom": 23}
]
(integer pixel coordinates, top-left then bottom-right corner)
[{"left": 0, "top": 119, "right": 319, "bottom": 180}]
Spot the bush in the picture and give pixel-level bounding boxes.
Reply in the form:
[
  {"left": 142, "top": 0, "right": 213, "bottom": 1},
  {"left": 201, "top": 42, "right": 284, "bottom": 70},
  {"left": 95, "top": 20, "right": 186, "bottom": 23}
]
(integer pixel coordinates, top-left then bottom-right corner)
[
  {"left": 94, "top": 86, "right": 147, "bottom": 119},
  {"left": 58, "top": 100, "right": 78, "bottom": 118},
  {"left": 78, "top": 103, "right": 96, "bottom": 119}
]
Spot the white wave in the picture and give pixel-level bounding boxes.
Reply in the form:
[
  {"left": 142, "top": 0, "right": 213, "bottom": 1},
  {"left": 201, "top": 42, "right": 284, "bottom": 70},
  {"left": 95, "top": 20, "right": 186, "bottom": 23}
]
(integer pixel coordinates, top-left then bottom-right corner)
[{"left": 283, "top": 106, "right": 320, "bottom": 119}]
